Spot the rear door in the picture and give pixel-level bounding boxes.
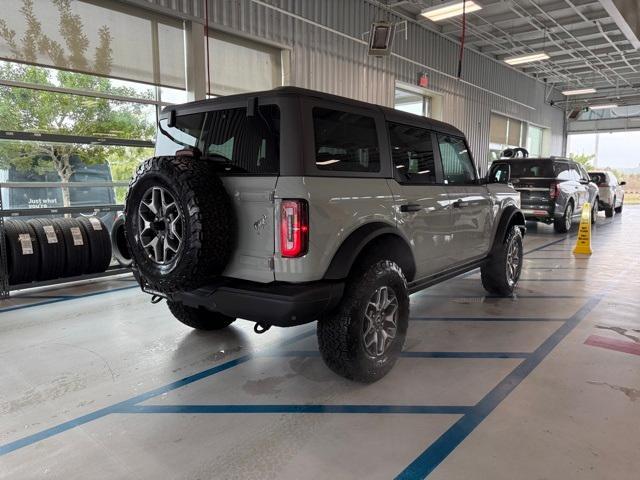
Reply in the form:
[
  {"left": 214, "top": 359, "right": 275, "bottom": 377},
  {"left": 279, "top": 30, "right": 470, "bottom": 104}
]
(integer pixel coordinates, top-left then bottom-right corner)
[
  {"left": 385, "top": 121, "right": 452, "bottom": 277},
  {"left": 436, "top": 134, "right": 493, "bottom": 262}
]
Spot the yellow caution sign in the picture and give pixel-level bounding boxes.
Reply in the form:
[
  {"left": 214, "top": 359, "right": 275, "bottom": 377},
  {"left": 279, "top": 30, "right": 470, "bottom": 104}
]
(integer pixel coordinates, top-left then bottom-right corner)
[{"left": 573, "top": 202, "right": 592, "bottom": 255}]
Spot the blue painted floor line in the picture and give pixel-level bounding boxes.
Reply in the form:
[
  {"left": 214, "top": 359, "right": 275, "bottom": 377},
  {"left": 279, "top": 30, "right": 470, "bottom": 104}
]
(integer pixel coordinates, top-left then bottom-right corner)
[
  {"left": 0, "top": 328, "right": 316, "bottom": 457},
  {"left": 395, "top": 295, "right": 601, "bottom": 479},
  {"left": 262, "top": 351, "right": 530, "bottom": 359},
  {"left": 119, "top": 404, "right": 471, "bottom": 415},
  {"left": 0, "top": 285, "right": 139, "bottom": 313}
]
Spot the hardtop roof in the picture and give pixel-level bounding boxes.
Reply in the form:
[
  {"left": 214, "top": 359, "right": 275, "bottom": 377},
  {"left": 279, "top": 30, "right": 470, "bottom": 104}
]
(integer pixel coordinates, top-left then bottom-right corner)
[{"left": 161, "top": 86, "right": 465, "bottom": 137}]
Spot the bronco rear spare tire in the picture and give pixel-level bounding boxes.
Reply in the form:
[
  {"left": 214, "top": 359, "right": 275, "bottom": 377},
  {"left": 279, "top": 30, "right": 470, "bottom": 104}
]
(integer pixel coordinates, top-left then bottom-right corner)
[{"left": 124, "top": 156, "right": 234, "bottom": 292}]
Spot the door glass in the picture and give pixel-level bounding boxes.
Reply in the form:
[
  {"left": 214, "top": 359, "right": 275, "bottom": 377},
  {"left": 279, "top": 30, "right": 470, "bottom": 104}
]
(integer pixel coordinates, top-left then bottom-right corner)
[
  {"left": 437, "top": 135, "right": 476, "bottom": 185},
  {"left": 388, "top": 122, "right": 436, "bottom": 184},
  {"left": 312, "top": 108, "right": 380, "bottom": 172},
  {"left": 555, "top": 162, "right": 571, "bottom": 180}
]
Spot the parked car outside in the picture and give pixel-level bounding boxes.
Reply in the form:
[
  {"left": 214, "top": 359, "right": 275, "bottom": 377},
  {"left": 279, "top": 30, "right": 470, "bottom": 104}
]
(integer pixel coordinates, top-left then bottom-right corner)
[
  {"left": 124, "top": 87, "right": 526, "bottom": 382},
  {"left": 588, "top": 171, "right": 625, "bottom": 217},
  {"left": 489, "top": 157, "right": 599, "bottom": 233}
]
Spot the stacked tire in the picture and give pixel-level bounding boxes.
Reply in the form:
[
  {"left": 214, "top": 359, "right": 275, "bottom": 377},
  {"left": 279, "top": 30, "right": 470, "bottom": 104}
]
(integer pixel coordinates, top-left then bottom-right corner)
[{"left": 3, "top": 216, "right": 113, "bottom": 285}]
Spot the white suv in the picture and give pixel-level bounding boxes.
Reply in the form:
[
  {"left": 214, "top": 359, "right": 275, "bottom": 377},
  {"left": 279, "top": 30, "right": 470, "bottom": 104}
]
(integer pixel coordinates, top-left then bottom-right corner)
[
  {"left": 589, "top": 171, "right": 625, "bottom": 217},
  {"left": 124, "top": 87, "right": 525, "bottom": 382}
]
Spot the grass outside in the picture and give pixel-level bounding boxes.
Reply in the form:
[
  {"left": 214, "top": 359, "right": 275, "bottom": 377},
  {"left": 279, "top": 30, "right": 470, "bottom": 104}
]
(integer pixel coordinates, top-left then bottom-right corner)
[{"left": 625, "top": 192, "right": 640, "bottom": 204}]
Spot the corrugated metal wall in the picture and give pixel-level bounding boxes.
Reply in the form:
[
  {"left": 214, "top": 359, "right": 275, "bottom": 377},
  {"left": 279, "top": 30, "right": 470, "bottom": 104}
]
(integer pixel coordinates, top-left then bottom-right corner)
[{"left": 136, "top": 0, "right": 566, "bottom": 168}]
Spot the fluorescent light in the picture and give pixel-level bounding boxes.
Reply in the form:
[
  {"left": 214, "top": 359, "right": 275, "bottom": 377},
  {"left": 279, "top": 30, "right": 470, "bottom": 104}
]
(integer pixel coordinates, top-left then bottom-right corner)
[
  {"left": 562, "top": 88, "right": 597, "bottom": 96},
  {"left": 504, "top": 52, "right": 550, "bottom": 65},
  {"left": 589, "top": 104, "right": 618, "bottom": 110},
  {"left": 417, "top": 169, "right": 431, "bottom": 174},
  {"left": 421, "top": 1, "right": 482, "bottom": 22},
  {"left": 316, "top": 159, "right": 341, "bottom": 166}
]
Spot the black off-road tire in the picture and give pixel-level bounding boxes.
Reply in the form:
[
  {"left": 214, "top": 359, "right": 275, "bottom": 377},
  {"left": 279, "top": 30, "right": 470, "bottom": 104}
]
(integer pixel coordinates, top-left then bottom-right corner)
[
  {"left": 481, "top": 225, "right": 523, "bottom": 296},
  {"left": 167, "top": 300, "right": 236, "bottom": 330},
  {"left": 111, "top": 215, "right": 132, "bottom": 267},
  {"left": 591, "top": 199, "right": 598, "bottom": 225},
  {"left": 317, "top": 260, "right": 409, "bottom": 383},
  {"left": 124, "top": 156, "right": 235, "bottom": 293},
  {"left": 4, "top": 219, "right": 40, "bottom": 285},
  {"left": 605, "top": 197, "right": 615, "bottom": 217},
  {"left": 54, "top": 218, "right": 90, "bottom": 277},
  {"left": 77, "top": 216, "right": 112, "bottom": 274},
  {"left": 27, "top": 218, "right": 66, "bottom": 281},
  {"left": 614, "top": 197, "right": 623, "bottom": 214},
  {"left": 554, "top": 201, "right": 574, "bottom": 233}
]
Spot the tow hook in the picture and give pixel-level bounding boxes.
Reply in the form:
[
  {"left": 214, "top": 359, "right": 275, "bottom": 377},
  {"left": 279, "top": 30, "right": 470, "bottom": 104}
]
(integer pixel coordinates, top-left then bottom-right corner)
[
  {"left": 150, "top": 294, "right": 164, "bottom": 304},
  {"left": 254, "top": 323, "right": 271, "bottom": 334}
]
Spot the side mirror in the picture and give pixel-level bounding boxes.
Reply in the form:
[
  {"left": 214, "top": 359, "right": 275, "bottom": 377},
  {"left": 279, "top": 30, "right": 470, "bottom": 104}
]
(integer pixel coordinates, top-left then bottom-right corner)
[
  {"left": 487, "top": 164, "right": 511, "bottom": 184},
  {"left": 620, "top": 181, "right": 626, "bottom": 186}
]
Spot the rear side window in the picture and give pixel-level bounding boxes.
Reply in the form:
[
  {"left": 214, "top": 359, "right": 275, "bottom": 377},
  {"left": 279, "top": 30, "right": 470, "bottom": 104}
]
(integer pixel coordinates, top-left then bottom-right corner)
[
  {"left": 156, "top": 106, "right": 280, "bottom": 175},
  {"left": 156, "top": 112, "right": 208, "bottom": 153},
  {"left": 206, "top": 105, "right": 280, "bottom": 175},
  {"left": 589, "top": 172, "right": 607, "bottom": 185},
  {"left": 313, "top": 107, "right": 380, "bottom": 172},
  {"left": 437, "top": 135, "right": 476, "bottom": 184},
  {"left": 555, "top": 162, "right": 572, "bottom": 180},
  {"left": 388, "top": 122, "right": 436, "bottom": 184}
]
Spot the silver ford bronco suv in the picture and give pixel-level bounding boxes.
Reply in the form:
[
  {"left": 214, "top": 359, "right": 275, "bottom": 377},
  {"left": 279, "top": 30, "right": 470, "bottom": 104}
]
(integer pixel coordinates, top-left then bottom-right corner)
[{"left": 125, "top": 87, "right": 525, "bottom": 382}]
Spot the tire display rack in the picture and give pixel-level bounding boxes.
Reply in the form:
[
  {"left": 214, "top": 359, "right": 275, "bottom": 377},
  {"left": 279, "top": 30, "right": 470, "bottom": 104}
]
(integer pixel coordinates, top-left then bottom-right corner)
[{"left": 0, "top": 181, "right": 132, "bottom": 299}]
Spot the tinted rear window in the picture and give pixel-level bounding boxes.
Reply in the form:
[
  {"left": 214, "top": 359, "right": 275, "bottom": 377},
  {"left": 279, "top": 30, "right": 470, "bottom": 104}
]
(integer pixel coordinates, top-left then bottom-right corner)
[
  {"left": 589, "top": 172, "right": 607, "bottom": 185},
  {"left": 156, "top": 105, "right": 280, "bottom": 175},
  {"left": 505, "top": 160, "right": 555, "bottom": 178},
  {"left": 313, "top": 107, "right": 380, "bottom": 172}
]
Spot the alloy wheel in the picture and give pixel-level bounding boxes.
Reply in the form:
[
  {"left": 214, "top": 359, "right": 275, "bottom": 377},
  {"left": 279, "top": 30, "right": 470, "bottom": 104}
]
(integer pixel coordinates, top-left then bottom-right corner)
[
  {"left": 138, "top": 186, "right": 183, "bottom": 264},
  {"left": 505, "top": 235, "right": 522, "bottom": 287},
  {"left": 362, "top": 286, "right": 399, "bottom": 357}
]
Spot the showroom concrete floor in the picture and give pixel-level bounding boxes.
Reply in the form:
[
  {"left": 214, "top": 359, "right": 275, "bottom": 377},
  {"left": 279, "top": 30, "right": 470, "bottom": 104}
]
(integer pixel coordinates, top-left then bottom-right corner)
[{"left": 1, "top": 207, "right": 639, "bottom": 480}]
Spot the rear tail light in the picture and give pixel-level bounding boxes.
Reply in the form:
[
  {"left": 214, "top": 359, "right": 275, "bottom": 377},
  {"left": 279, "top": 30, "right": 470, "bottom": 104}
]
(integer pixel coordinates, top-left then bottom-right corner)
[
  {"left": 280, "top": 199, "right": 309, "bottom": 258},
  {"left": 549, "top": 182, "right": 559, "bottom": 200}
]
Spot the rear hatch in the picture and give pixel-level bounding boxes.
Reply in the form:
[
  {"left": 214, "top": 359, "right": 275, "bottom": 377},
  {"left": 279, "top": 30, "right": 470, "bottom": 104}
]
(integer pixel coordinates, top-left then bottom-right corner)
[
  {"left": 156, "top": 104, "right": 281, "bottom": 282},
  {"left": 504, "top": 159, "right": 556, "bottom": 214}
]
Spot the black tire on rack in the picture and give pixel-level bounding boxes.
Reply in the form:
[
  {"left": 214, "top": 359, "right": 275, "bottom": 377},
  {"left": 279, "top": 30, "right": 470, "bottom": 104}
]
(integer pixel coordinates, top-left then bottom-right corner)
[
  {"left": 4, "top": 219, "right": 40, "bottom": 285},
  {"left": 27, "top": 218, "right": 66, "bottom": 281},
  {"left": 77, "top": 216, "right": 112, "bottom": 274},
  {"left": 111, "top": 215, "right": 132, "bottom": 267},
  {"left": 54, "top": 218, "right": 90, "bottom": 277}
]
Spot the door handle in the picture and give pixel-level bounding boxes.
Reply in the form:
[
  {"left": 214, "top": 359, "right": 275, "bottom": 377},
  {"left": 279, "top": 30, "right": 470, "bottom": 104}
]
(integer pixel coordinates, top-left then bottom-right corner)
[
  {"left": 400, "top": 203, "right": 421, "bottom": 212},
  {"left": 452, "top": 199, "right": 468, "bottom": 208}
]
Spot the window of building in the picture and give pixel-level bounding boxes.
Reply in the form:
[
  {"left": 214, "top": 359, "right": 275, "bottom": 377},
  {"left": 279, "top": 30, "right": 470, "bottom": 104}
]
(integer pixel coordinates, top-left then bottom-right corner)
[
  {"left": 394, "top": 87, "right": 430, "bottom": 117},
  {"left": 437, "top": 135, "right": 476, "bottom": 184},
  {"left": 313, "top": 108, "right": 380, "bottom": 172},
  {"left": 206, "top": 32, "right": 282, "bottom": 96},
  {"left": 387, "top": 122, "right": 436, "bottom": 184}
]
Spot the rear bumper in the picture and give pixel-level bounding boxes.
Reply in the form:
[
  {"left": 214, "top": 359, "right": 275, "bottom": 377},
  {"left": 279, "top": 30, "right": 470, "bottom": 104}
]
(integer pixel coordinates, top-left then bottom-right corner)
[
  {"left": 521, "top": 206, "right": 556, "bottom": 223},
  {"left": 159, "top": 278, "right": 345, "bottom": 328}
]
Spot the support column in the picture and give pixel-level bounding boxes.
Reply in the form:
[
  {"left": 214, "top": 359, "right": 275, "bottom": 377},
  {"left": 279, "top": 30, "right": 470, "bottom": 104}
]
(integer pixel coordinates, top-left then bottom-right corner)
[{"left": 184, "top": 21, "right": 207, "bottom": 101}]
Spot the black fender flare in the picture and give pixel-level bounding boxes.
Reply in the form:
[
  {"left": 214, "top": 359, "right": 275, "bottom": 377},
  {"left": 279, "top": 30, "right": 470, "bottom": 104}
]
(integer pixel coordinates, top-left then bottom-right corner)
[
  {"left": 489, "top": 206, "right": 526, "bottom": 256},
  {"left": 323, "top": 222, "right": 416, "bottom": 281}
]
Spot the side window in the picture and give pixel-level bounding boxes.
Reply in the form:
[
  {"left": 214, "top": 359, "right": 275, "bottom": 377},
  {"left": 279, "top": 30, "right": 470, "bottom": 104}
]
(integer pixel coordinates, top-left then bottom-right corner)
[
  {"left": 204, "top": 105, "right": 280, "bottom": 174},
  {"left": 577, "top": 164, "right": 589, "bottom": 182},
  {"left": 388, "top": 122, "right": 436, "bottom": 184},
  {"left": 569, "top": 164, "right": 582, "bottom": 181},
  {"left": 437, "top": 135, "right": 476, "bottom": 184},
  {"left": 555, "top": 162, "right": 571, "bottom": 181},
  {"left": 313, "top": 107, "right": 380, "bottom": 172}
]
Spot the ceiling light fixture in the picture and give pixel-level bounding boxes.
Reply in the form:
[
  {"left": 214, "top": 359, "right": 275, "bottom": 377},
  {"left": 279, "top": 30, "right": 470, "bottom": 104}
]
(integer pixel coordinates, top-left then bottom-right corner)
[
  {"left": 589, "top": 104, "right": 618, "bottom": 110},
  {"left": 562, "top": 88, "right": 597, "bottom": 96},
  {"left": 420, "top": 1, "right": 482, "bottom": 22},
  {"left": 504, "top": 52, "right": 550, "bottom": 65}
]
